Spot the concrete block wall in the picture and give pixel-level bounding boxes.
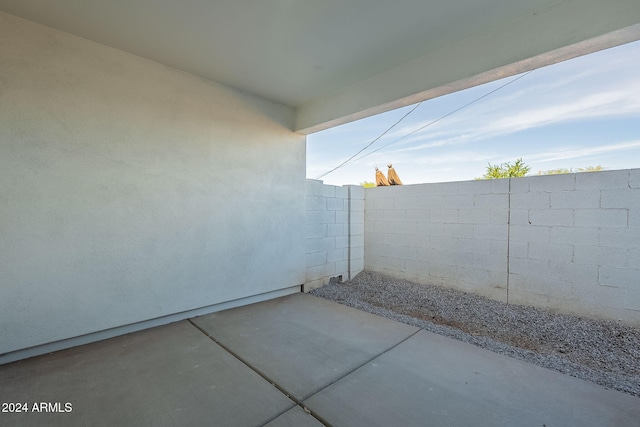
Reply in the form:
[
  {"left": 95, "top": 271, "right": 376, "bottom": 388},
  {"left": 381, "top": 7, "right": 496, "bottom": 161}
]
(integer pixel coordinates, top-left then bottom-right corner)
[
  {"left": 305, "top": 180, "right": 364, "bottom": 291},
  {"left": 364, "top": 180, "right": 510, "bottom": 302},
  {"left": 364, "top": 169, "right": 640, "bottom": 325},
  {"left": 508, "top": 169, "right": 640, "bottom": 325}
]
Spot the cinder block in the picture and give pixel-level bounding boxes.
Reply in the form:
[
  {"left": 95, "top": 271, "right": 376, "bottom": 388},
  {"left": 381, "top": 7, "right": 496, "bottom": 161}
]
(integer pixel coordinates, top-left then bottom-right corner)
[
  {"left": 508, "top": 256, "right": 549, "bottom": 277},
  {"left": 455, "top": 180, "right": 492, "bottom": 195},
  {"left": 509, "top": 177, "right": 529, "bottom": 193},
  {"left": 629, "top": 209, "right": 640, "bottom": 228},
  {"left": 527, "top": 173, "right": 575, "bottom": 192},
  {"left": 306, "top": 223, "right": 325, "bottom": 239},
  {"left": 491, "top": 209, "right": 509, "bottom": 225},
  {"left": 574, "top": 209, "right": 628, "bottom": 228},
  {"left": 509, "top": 209, "right": 529, "bottom": 225},
  {"left": 509, "top": 225, "right": 550, "bottom": 243},
  {"left": 375, "top": 220, "right": 417, "bottom": 234},
  {"left": 427, "top": 181, "right": 458, "bottom": 195},
  {"left": 575, "top": 170, "right": 629, "bottom": 190},
  {"left": 458, "top": 209, "right": 490, "bottom": 224},
  {"left": 425, "top": 262, "right": 457, "bottom": 280},
  {"left": 473, "top": 224, "right": 508, "bottom": 240},
  {"left": 351, "top": 233, "right": 365, "bottom": 248},
  {"left": 601, "top": 189, "right": 640, "bottom": 208},
  {"left": 405, "top": 209, "right": 428, "bottom": 222},
  {"left": 335, "top": 186, "right": 348, "bottom": 198},
  {"left": 326, "top": 223, "right": 344, "bottom": 237},
  {"left": 528, "top": 209, "right": 574, "bottom": 227},
  {"left": 457, "top": 237, "right": 483, "bottom": 253},
  {"left": 430, "top": 209, "right": 459, "bottom": 223},
  {"left": 335, "top": 210, "right": 348, "bottom": 224},
  {"left": 378, "top": 256, "right": 405, "bottom": 272},
  {"left": 630, "top": 169, "right": 640, "bottom": 189},
  {"left": 599, "top": 266, "right": 640, "bottom": 289},
  {"left": 306, "top": 210, "right": 335, "bottom": 225},
  {"left": 491, "top": 239, "right": 508, "bottom": 257},
  {"left": 429, "top": 235, "right": 459, "bottom": 252},
  {"left": 305, "top": 196, "right": 326, "bottom": 211},
  {"left": 382, "top": 233, "right": 421, "bottom": 247},
  {"left": 509, "top": 241, "right": 528, "bottom": 258},
  {"left": 383, "top": 209, "right": 405, "bottom": 221},
  {"left": 350, "top": 210, "right": 365, "bottom": 225},
  {"left": 491, "top": 178, "right": 510, "bottom": 194},
  {"left": 474, "top": 193, "right": 508, "bottom": 209},
  {"left": 549, "top": 261, "right": 597, "bottom": 284},
  {"left": 550, "top": 190, "right": 600, "bottom": 209},
  {"left": 302, "top": 278, "right": 325, "bottom": 293},
  {"left": 443, "top": 223, "right": 474, "bottom": 238},
  {"left": 350, "top": 246, "right": 365, "bottom": 260},
  {"left": 306, "top": 237, "right": 335, "bottom": 253},
  {"left": 624, "top": 288, "right": 640, "bottom": 311},
  {"left": 395, "top": 196, "right": 427, "bottom": 210},
  {"left": 528, "top": 242, "right": 573, "bottom": 262},
  {"left": 327, "top": 247, "right": 347, "bottom": 263},
  {"left": 347, "top": 184, "right": 365, "bottom": 199},
  {"left": 511, "top": 192, "right": 550, "bottom": 209},
  {"left": 599, "top": 228, "right": 640, "bottom": 249},
  {"left": 350, "top": 199, "right": 365, "bottom": 212},
  {"left": 550, "top": 226, "right": 598, "bottom": 246},
  {"left": 442, "top": 194, "right": 474, "bottom": 209},
  {"left": 306, "top": 264, "right": 329, "bottom": 282},
  {"left": 573, "top": 245, "right": 628, "bottom": 269},
  {"left": 418, "top": 222, "right": 444, "bottom": 236},
  {"left": 473, "top": 253, "right": 507, "bottom": 271},
  {"left": 326, "top": 197, "right": 344, "bottom": 211},
  {"left": 350, "top": 222, "right": 365, "bottom": 235},
  {"left": 321, "top": 184, "right": 336, "bottom": 198},
  {"left": 305, "top": 179, "right": 325, "bottom": 196},
  {"left": 364, "top": 208, "right": 384, "bottom": 222},
  {"left": 335, "top": 235, "right": 348, "bottom": 249},
  {"left": 457, "top": 266, "right": 490, "bottom": 284},
  {"left": 305, "top": 251, "right": 326, "bottom": 268}
]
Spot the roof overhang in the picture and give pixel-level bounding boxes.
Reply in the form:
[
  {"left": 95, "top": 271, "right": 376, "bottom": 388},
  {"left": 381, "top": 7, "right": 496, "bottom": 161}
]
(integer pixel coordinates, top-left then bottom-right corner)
[{"left": 1, "top": 0, "right": 638, "bottom": 134}]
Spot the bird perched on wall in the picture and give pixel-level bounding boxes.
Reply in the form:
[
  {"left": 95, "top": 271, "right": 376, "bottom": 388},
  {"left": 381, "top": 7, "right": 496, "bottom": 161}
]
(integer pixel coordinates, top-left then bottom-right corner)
[
  {"left": 375, "top": 167, "right": 389, "bottom": 186},
  {"left": 387, "top": 163, "right": 403, "bottom": 185}
]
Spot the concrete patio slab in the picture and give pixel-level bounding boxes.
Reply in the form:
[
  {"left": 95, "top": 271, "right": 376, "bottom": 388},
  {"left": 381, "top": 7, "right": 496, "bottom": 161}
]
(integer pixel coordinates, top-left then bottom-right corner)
[
  {"left": 264, "top": 406, "right": 325, "bottom": 427},
  {"left": 304, "top": 329, "right": 640, "bottom": 427},
  {"left": 191, "top": 293, "right": 419, "bottom": 401},
  {"left": 0, "top": 321, "right": 294, "bottom": 427}
]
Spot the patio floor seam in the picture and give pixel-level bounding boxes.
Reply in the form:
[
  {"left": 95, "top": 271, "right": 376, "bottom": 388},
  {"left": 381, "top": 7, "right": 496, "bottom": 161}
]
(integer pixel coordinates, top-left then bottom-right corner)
[
  {"left": 298, "top": 328, "right": 421, "bottom": 425},
  {"left": 187, "top": 317, "right": 420, "bottom": 426},
  {"left": 186, "top": 319, "right": 326, "bottom": 425}
]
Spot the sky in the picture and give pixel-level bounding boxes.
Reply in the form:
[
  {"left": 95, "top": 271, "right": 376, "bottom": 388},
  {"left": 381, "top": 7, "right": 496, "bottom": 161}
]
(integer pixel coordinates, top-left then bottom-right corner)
[{"left": 306, "top": 40, "right": 640, "bottom": 186}]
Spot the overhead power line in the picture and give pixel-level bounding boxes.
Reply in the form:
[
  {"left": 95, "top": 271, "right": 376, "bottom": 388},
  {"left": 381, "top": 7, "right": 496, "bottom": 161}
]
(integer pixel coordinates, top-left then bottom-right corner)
[
  {"left": 315, "top": 70, "right": 534, "bottom": 179},
  {"left": 314, "top": 101, "right": 423, "bottom": 180}
]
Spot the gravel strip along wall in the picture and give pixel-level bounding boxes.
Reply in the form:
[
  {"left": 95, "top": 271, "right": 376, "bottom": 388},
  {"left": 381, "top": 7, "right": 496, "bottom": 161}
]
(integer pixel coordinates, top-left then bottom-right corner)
[
  {"left": 364, "top": 169, "right": 640, "bottom": 326},
  {"left": 312, "top": 271, "right": 640, "bottom": 397}
]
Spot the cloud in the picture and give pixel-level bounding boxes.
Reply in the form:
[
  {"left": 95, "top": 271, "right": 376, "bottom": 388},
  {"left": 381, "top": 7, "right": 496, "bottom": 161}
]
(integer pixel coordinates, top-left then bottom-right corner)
[{"left": 526, "top": 140, "right": 640, "bottom": 164}]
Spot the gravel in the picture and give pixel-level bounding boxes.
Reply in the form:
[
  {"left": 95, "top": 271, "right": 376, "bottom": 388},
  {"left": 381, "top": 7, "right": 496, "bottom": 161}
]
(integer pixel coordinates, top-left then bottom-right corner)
[{"left": 311, "top": 270, "right": 640, "bottom": 397}]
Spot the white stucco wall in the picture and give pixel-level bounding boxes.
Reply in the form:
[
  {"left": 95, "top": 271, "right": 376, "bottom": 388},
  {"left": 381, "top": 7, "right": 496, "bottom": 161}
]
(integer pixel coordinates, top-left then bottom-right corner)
[
  {"left": 304, "top": 180, "right": 364, "bottom": 291},
  {"left": 0, "top": 12, "right": 306, "bottom": 359}
]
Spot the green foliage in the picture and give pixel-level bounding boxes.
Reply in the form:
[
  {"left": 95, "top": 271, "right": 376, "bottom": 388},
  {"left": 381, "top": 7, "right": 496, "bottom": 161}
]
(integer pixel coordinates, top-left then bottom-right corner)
[
  {"left": 576, "top": 165, "right": 604, "bottom": 172},
  {"left": 477, "top": 158, "right": 531, "bottom": 179},
  {"left": 360, "top": 181, "right": 376, "bottom": 188},
  {"left": 538, "top": 165, "right": 605, "bottom": 175},
  {"left": 540, "top": 168, "right": 572, "bottom": 175}
]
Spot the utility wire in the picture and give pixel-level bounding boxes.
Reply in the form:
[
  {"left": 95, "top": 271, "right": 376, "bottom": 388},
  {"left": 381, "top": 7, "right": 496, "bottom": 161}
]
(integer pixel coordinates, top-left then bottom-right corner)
[
  {"left": 317, "top": 70, "right": 534, "bottom": 177},
  {"left": 314, "top": 101, "right": 423, "bottom": 179}
]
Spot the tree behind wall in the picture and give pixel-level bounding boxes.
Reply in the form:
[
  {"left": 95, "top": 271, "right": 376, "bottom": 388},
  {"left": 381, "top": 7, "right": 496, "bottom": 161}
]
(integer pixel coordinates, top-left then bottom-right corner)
[{"left": 477, "top": 158, "right": 531, "bottom": 179}]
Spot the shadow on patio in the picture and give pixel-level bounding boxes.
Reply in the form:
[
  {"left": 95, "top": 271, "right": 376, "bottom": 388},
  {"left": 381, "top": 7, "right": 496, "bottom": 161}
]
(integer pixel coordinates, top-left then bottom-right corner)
[{"left": 1, "top": 293, "right": 638, "bottom": 427}]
